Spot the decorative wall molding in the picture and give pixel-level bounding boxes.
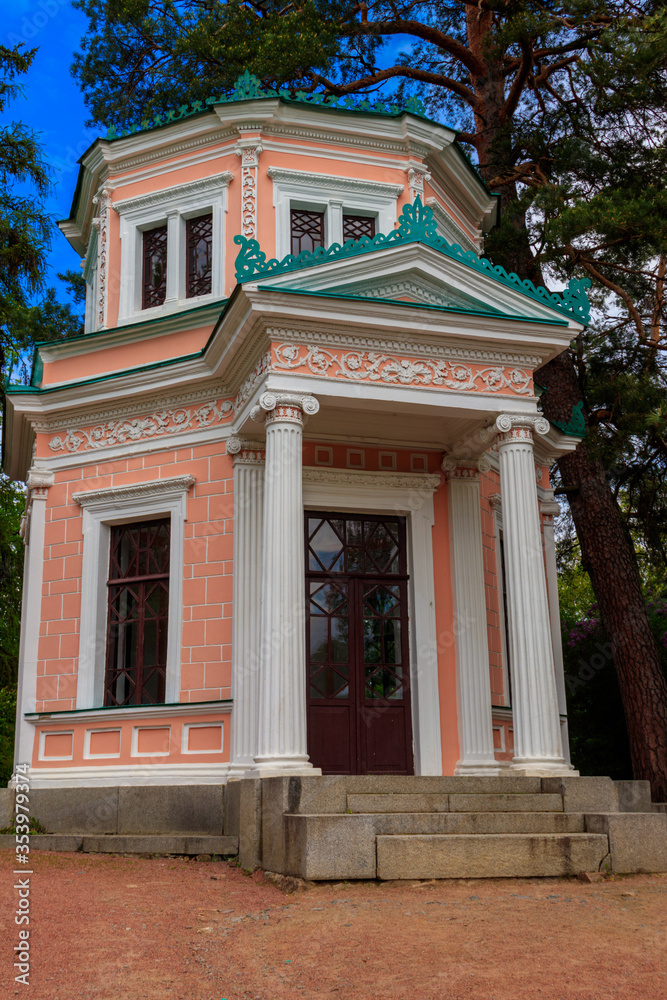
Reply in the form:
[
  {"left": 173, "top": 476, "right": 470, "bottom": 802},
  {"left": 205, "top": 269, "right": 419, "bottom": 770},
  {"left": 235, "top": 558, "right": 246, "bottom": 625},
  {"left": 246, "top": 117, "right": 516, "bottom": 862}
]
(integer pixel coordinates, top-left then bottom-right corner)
[
  {"left": 48, "top": 400, "right": 233, "bottom": 454},
  {"left": 34, "top": 383, "right": 233, "bottom": 436},
  {"left": 73, "top": 475, "right": 196, "bottom": 509},
  {"left": 113, "top": 172, "right": 234, "bottom": 216},
  {"left": 272, "top": 343, "right": 533, "bottom": 395},
  {"left": 303, "top": 467, "right": 441, "bottom": 492},
  {"left": 407, "top": 162, "right": 430, "bottom": 202},
  {"left": 442, "top": 457, "right": 492, "bottom": 478},
  {"left": 92, "top": 183, "right": 112, "bottom": 329},
  {"left": 266, "top": 327, "right": 542, "bottom": 369},
  {"left": 233, "top": 352, "right": 271, "bottom": 415},
  {"left": 267, "top": 166, "right": 404, "bottom": 200},
  {"left": 28, "top": 701, "right": 231, "bottom": 725},
  {"left": 236, "top": 143, "right": 262, "bottom": 239}
]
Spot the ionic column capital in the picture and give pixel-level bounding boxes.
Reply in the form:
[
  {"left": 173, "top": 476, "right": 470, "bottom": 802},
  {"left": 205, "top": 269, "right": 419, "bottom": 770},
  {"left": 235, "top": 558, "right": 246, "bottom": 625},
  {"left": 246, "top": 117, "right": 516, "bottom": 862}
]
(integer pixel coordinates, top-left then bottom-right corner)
[
  {"left": 251, "top": 392, "right": 319, "bottom": 426},
  {"left": 442, "top": 455, "right": 492, "bottom": 479},
  {"left": 493, "top": 413, "right": 550, "bottom": 444},
  {"left": 227, "top": 436, "right": 266, "bottom": 465}
]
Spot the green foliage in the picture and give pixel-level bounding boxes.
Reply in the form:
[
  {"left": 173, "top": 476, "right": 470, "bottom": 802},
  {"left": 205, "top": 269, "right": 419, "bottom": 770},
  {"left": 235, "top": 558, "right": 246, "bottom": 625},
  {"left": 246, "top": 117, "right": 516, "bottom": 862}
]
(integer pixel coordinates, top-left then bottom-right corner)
[
  {"left": 0, "top": 685, "right": 17, "bottom": 788},
  {"left": 558, "top": 543, "right": 667, "bottom": 778},
  {"left": 0, "top": 478, "right": 24, "bottom": 689},
  {"left": 0, "top": 44, "right": 52, "bottom": 341}
]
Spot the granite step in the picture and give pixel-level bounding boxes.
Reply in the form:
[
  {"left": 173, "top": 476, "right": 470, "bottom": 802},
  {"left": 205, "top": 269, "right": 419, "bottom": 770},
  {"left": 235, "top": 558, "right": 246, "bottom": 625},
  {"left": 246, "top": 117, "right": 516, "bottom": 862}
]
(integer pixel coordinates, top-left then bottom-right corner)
[
  {"left": 0, "top": 834, "right": 238, "bottom": 856},
  {"left": 376, "top": 832, "right": 610, "bottom": 880},
  {"left": 366, "top": 811, "right": 585, "bottom": 836},
  {"left": 347, "top": 792, "right": 563, "bottom": 814}
]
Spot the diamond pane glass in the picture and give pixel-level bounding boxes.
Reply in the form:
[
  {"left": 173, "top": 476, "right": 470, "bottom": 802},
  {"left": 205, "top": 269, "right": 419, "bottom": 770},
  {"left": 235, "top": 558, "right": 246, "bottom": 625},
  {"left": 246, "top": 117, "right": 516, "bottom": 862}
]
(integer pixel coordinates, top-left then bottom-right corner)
[
  {"left": 142, "top": 225, "right": 168, "bottom": 309},
  {"left": 343, "top": 214, "right": 376, "bottom": 241},
  {"left": 291, "top": 209, "right": 324, "bottom": 255},
  {"left": 308, "top": 519, "right": 344, "bottom": 572},
  {"left": 186, "top": 213, "right": 213, "bottom": 297}
]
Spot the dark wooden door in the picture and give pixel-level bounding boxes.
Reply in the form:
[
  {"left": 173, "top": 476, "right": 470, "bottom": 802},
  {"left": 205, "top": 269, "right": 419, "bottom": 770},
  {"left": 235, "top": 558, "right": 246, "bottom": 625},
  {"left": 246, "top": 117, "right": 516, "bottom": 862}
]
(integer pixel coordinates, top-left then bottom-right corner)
[{"left": 305, "top": 512, "right": 414, "bottom": 774}]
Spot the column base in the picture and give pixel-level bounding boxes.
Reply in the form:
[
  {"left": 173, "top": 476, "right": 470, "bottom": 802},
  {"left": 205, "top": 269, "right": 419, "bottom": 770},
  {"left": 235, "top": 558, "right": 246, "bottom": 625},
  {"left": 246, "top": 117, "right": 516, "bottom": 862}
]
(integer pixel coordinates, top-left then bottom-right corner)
[
  {"left": 454, "top": 759, "right": 502, "bottom": 776},
  {"left": 247, "top": 756, "right": 322, "bottom": 778},
  {"left": 227, "top": 758, "right": 256, "bottom": 778},
  {"left": 510, "top": 758, "right": 579, "bottom": 777}
]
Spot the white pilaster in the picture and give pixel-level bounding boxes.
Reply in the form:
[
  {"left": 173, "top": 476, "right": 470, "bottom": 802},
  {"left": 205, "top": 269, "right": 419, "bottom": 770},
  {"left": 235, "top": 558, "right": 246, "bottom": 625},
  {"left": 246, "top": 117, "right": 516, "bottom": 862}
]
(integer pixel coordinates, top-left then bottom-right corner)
[
  {"left": 444, "top": 460, "right": 500, "bottom": 775},
  {"left": 14, "top": 471, "right": 53, "bottom": 770},
  {"left": 228, "top": 438, "right": 265, "bottom": 775},
  {"left": 493, "top": 414, "right": 573, "bottom": 776},
  {"left": 251, "top": 392, "right": 322, "bottom": 775},
  {"left": 541, "top": 496, "right": 572, "bottom": 765}
]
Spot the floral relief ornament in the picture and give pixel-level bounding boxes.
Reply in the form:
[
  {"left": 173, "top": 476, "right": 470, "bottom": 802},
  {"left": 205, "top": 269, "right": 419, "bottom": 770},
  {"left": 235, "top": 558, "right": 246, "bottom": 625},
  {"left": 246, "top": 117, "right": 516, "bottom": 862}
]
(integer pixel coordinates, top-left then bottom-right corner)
[
  {"left": 49, "top": 399, "right": 233, "bottom": 453},
  {"left": 273, "top": 343, "right": 532, "bottom": 395}
]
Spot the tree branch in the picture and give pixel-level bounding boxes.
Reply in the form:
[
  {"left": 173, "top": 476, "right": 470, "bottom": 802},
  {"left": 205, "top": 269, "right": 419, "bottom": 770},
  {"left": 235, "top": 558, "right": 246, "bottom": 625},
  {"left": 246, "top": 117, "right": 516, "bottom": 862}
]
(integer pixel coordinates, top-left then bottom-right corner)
[{"left": 314, "top": 66, "right": 479, "bottom": 110}]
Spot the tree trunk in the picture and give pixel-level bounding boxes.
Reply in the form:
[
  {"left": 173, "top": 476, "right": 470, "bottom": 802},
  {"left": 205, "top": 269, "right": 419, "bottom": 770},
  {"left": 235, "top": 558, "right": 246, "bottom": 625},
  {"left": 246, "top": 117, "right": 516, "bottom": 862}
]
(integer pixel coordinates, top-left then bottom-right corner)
[
  {"left": 538, "top": 351, "right": 667, "bottom": 801},
  {"left": 464, "top": 13, "right": 667, "bottom": 799}
]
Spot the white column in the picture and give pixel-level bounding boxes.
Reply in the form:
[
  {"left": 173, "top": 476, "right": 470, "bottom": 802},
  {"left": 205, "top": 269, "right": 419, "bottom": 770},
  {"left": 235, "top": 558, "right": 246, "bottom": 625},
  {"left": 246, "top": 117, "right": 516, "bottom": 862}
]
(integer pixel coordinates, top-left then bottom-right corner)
[
  {"left": 227, "top": 438, "right": 265, "bottom": 775},
  {"left": 493, "top": 414, "right": 573, "bottom": 775},
  {"left": 252, "top": 391, "right": 322, "bottom": 775},
  {"left": 444, "top": 460, "right": 499, "bottom": 775},
  {"left": 14, "top": 471, "right": 53, "bottom": 771},
  {"left": 541, "top": 496, "right": 572, "bottom": 765}
]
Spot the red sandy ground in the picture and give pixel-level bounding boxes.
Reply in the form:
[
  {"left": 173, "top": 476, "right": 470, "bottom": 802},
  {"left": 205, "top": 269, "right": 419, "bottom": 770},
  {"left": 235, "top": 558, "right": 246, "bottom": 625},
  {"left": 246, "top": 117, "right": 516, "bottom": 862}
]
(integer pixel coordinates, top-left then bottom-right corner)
[{"left": 1, "top": 851, "right": 665, "bottom": 999}]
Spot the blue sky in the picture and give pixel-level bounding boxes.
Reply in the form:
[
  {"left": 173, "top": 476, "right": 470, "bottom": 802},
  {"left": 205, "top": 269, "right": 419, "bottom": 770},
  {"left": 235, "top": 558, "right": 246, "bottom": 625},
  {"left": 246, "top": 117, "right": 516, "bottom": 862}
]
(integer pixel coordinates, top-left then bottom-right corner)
[{"left": 3, "top": 0, "right": 98, "bottom": 304}]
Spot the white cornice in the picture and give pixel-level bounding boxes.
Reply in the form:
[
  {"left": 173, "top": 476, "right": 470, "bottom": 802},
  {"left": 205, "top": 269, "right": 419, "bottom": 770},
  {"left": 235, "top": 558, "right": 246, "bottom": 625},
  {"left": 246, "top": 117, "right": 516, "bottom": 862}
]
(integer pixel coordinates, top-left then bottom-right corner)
[
  {"left": 266, "top": 326, "right": 541, "bottom": 367},
  {"left": 302, "top": 466, "right": 441, "bottom": 491},
  {"left": 266, "top": 166, "right": 404, "bottom": 199},
  {"left": 426, "top": 197, "right": 479, "bottom": 255},
  {"left": 113, "top": 172, "right": 234, "bottom": 216},
  {"left": 73, "top": 475, "right": 196, "bottom": 509}
]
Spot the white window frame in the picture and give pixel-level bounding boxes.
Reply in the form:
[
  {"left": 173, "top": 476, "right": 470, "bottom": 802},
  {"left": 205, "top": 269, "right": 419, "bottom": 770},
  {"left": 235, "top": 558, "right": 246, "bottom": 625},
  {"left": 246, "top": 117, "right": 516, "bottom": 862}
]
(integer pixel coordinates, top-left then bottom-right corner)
[
  {"left": 72, "top": 476, "right": 195, "bottom": 710},
  {"left": 302, "top": 467, "right": 442, "bottom": 776},
  {"left": 267, "top": 167, "right": 404, "bottom": 258},
  {"left": 114, "top": 174, "right": 233, "bottom": 324}
]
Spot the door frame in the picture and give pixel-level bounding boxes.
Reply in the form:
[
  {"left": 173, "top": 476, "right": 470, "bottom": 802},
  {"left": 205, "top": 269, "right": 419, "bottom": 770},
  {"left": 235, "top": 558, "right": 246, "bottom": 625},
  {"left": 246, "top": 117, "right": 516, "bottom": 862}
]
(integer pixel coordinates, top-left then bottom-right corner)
[{"left": 303, "top": 466, "right": 443, "bottom": 775}]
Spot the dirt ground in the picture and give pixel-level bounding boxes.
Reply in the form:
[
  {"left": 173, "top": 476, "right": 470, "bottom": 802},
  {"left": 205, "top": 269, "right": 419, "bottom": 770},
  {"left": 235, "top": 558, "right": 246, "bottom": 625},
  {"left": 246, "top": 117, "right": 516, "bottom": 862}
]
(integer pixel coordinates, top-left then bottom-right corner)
[{"left": 1, "top": 851, "right": 666, "bottom": 1000}]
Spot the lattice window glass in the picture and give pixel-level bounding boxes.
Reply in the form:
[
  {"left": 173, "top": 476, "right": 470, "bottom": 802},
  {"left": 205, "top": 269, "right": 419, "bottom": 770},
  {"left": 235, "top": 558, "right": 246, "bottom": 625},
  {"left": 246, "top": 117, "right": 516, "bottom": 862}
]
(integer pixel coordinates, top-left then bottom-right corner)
[
  {"left": 142, "top": 225, "right": 168, "bottom": 309},
  {"left": 343, "top": 214, "right": 376, "bottom": 241},
  {"left": 291, "top": 209, "right": 324, "bottom": 255},
  {"left": 105, "top": 519, "right": 170, "bottom": 706},
  {"left": 186, "top": 213, "right": 213, "bottom": 297}
]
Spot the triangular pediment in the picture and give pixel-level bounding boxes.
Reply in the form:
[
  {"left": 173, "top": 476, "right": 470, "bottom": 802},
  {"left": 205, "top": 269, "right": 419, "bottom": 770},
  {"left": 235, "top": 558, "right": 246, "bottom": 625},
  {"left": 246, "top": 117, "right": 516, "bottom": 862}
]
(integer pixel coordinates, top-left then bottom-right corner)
[{"left": 255, "top": 240, "right": 573, "bottom": 326}]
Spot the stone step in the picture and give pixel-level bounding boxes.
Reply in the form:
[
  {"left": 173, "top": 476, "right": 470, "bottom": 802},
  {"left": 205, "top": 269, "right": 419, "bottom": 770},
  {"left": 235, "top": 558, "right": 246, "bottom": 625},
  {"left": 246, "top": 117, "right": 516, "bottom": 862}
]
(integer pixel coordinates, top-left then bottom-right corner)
[
  {"left": 376, "top": 833, "right": 610, "bottom": 880},
  {"left": 347, "top": 792, "right": 563, "bottom": 814},
  {"left": 366, "top": 811, "right": 585, "bottom": 836},
  {"left": 0, "top": 834, "right": 238, "bottom": 856}
]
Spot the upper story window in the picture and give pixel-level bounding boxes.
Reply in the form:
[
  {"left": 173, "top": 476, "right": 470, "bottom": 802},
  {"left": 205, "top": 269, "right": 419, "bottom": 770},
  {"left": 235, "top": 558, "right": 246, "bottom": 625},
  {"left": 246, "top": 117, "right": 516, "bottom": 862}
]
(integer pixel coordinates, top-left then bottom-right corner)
[
  {"left": 114, "top": 173, "right": 232, "bottom": 324},
  {"left": 343, "top": 214, "right": 376, "bottom": 242},
  {"left": 142, "top": 225, "right": 168, "bottom": 309},
  {"left": 291, "top": 209, "right": 325, "bottom": 255},
  {"left": 105, "top": 518, "right": 170, "bottom": 706},
  {"left": 186, "top": 213, "right": 213, "bottom": 297},
  {"left": 268, "top": 167, "right": 404, "bottom": 260}
]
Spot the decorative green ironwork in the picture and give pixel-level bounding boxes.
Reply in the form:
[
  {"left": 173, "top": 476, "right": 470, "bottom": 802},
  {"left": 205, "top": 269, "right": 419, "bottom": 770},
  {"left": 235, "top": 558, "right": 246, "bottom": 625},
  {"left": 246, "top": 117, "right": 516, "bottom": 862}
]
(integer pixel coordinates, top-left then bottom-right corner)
[
  {"left": 105, "top": 70, "right": 427, "bottom": 141},
  {"left": 234, "top": 197, "right": 591, "bottom": 324},
  {"left": 551, "top": 400, "right": 587, "bottom": 437}
]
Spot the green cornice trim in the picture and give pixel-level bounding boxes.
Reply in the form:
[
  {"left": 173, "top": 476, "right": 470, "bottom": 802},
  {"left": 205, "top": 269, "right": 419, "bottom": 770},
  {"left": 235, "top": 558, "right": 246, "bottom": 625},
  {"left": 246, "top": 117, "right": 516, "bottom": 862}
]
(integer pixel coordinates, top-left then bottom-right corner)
[
  {"left": 32, "top": 297, "right": 228, "bottom": 351},
  {"left": 5, "top": 349, "right": 206, "bottom": 397},
  {"left": 25, "top": 699, "right": 233, "bottom": 717},
  {"left": 258, "top": 284, "right": 569, "bottom": 327},
  {"left": 104, "top": 70, "right": 433, "bottom": 142},
  {"left": 235, "top": 197, "right": 591, "bottom": 325}
]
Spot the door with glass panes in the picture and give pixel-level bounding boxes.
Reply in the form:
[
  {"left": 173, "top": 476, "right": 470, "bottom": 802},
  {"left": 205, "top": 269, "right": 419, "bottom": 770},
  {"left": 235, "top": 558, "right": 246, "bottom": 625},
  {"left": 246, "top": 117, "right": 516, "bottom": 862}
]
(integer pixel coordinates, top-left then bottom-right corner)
[{"left": 305, "top": 512, "right": 414, "bottom": 774}]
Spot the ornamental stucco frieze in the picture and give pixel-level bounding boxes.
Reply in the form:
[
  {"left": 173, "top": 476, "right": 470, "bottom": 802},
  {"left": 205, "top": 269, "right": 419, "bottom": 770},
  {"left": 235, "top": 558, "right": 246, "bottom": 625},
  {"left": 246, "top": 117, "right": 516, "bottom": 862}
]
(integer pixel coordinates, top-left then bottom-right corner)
[
  {"left": 48, "top": 399, "right": 233, "bottom": 454},
  {"left": 272, "top": 343, "right": 533, "bottom": 395}
]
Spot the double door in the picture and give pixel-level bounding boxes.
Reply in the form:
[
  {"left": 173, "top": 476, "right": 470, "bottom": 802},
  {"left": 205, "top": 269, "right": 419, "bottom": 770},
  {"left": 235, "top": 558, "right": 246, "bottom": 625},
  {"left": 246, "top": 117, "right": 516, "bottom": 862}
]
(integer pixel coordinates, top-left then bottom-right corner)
[{"left": 305, "top": 511, "right": 414, "bottom": 774}]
